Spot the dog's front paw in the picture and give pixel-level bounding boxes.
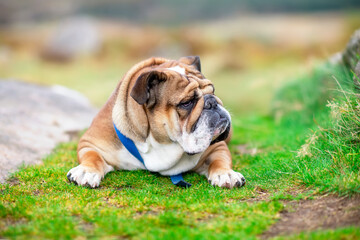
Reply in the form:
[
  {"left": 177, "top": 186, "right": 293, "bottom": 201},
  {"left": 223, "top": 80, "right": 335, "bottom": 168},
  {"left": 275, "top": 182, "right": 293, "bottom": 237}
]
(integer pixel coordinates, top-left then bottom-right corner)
[
  {"left": 208, "top": 169, "right": 245, "bottom": 189},
  {"left": 67, "top": 165, "right": 102, "bottom": 188}
]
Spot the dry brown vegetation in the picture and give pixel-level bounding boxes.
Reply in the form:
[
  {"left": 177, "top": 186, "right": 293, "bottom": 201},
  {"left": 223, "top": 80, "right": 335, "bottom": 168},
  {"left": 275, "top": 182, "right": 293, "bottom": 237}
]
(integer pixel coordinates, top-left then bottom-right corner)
[
  {"left": 1, "top": 12, "right": 359, "bottom": 114},
  {"left": 1, "top": 12, "right": 358, "bottom": 67}
]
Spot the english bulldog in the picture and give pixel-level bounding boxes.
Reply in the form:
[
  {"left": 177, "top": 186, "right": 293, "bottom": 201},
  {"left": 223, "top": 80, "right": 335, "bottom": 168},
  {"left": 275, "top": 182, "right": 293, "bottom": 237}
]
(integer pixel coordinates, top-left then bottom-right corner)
[{"left": 67, "top": 56, "right": 245, "bottom": 189}]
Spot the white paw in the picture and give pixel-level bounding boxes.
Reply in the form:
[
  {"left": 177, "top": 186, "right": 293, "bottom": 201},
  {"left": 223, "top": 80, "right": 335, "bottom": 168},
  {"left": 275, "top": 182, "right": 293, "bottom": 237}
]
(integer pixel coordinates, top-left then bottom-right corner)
[
  {"left": 208, "top": 169, "right": 245, "bottom": 189},
  {"left": 67, "top": 165, "right": 102, "bottom": 188}
]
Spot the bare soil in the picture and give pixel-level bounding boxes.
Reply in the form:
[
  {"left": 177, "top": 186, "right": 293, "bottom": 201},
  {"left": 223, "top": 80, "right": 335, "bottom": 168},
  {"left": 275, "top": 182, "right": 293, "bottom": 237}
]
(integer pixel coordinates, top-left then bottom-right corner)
[{"left": 262, "top": 195, "right": 360, "bottom": 239}]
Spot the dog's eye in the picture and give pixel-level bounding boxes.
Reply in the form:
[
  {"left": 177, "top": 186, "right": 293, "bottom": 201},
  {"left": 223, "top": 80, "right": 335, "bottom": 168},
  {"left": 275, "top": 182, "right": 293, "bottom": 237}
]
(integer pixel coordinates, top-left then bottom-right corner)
[{"left": 178, "top": 98, "right": 195, "bottom": 110}]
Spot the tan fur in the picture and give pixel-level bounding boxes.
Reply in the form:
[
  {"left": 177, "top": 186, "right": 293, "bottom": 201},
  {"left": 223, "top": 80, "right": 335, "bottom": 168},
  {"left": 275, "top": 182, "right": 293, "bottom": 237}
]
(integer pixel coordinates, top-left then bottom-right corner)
[
  {"left": 79, "top": 151, "right": 106, "bottom": 176},
  {"left": 193, "top": 141, "right": 232, "bottom": 175},
  {"left": 70, "top": 56, "right": 244, "bottom": 189}
]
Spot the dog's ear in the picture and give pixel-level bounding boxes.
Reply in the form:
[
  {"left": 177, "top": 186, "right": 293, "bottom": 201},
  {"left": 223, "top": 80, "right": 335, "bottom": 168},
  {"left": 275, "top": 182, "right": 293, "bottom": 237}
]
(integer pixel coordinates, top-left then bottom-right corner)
[
  {"left": 179, "top": 56, "right": 201, "bottom": 72},
  {"left": 130, "top": 70, "right": 167, "bottom": 105}
]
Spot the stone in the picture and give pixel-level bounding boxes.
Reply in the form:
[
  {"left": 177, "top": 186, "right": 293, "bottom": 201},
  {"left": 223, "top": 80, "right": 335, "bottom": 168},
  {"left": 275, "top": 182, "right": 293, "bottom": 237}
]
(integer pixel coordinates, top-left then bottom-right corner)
[
  {"left": 41, "top": 17, "right": 101, "bottom": 62},
  {"left": 0, "top": 80, "right": 97, "bottom": 183},
  {"left": 342, "top": 29, "right": 360, "bottom": 70},
  {"left": 328, "top": 28, "right": 360, "bottom": 92}
]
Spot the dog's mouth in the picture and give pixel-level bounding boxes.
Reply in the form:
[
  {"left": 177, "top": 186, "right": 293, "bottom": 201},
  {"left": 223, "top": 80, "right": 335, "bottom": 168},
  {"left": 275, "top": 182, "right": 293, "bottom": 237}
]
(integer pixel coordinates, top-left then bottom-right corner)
[
  {"left": 179, "top": 105, "right": 231, "bottom": 155},
  {"left": 183, "top": 118, "right": 230, "bottom": 155},
  {"left": 212, "top": 118, "right": 229, "bottom": 140},
  {"left": 210, "top": 119, "right": 230, "bottom": 145}
]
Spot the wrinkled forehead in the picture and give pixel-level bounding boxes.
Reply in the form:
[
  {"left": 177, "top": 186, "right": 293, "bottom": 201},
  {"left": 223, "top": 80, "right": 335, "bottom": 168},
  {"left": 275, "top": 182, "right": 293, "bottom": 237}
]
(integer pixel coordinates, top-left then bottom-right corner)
[{"left": 157, "top": 61, "right": 214, "bottom": 96}]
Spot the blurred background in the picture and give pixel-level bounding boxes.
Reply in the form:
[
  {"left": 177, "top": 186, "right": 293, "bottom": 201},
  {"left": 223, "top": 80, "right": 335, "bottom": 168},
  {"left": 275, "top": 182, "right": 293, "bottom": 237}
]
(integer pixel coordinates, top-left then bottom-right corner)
[{"left": 0, "top": 0, "right": 359, "bottom": 115}]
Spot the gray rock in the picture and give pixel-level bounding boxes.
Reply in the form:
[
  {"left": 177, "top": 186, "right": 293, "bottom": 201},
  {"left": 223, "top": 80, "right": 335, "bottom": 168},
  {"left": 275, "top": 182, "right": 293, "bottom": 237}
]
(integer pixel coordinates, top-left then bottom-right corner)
[
  {"left": 41, "top": 17, "right": 101, "bottom": 61},
  {"left": 328, "top": 29, "right": 360, "bottom": 68},
  {"left": 342, "top": 29, "right": 360, "bottom": 71},
  {"left": 341, "top": 29, "right": 360, "bottom": 92},
  {"left": 0, "top": 80, "right": 97, "bottom": 183},
  {"left": 354, "top": 61, "right": 360, "bottom": 92},
  {"left": 355, "top": 61, "right": 360, "bottom": 80},
  {"left": 328, "top": 28, "right": 360, "bottom": 92}
]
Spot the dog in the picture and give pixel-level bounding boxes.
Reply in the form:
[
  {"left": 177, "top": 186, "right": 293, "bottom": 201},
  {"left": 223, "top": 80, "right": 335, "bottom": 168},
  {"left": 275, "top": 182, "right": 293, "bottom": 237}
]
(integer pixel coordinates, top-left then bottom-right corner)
[{"left": 67, "top": 56, "right": 245, "bottom": 188}]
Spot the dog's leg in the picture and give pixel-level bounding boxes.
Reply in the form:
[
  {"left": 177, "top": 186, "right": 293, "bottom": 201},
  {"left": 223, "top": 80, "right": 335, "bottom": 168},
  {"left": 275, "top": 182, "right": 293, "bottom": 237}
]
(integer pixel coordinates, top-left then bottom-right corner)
[
  {"left": 67, "top": 150, "right": 114, "bottom": 188},
  {"left": 193, "top": 141, "right": 245, "bottom": 188}
]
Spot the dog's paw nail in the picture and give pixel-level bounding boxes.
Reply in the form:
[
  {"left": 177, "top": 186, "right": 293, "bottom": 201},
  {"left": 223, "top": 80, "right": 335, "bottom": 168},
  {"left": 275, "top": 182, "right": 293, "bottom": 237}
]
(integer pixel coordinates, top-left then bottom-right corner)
[
  {"left": 241, "top": 177, "right": 246, "bottom": 186},
  {"left": 208, "top": 170, "right": 245, "bottom": 189},
  {"left": 67, "top": 165, "right": 101, "bottom": 188},
  {"left": 224, "top": 182, "right": 231, "bottom": 189}
]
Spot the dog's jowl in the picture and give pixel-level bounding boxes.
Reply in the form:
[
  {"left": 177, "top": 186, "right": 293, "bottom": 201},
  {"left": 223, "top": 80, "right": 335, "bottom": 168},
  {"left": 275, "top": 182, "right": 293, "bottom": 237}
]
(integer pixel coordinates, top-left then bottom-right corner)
[{"left": 67, "top": 56, "right": 245, "bottom": 188}]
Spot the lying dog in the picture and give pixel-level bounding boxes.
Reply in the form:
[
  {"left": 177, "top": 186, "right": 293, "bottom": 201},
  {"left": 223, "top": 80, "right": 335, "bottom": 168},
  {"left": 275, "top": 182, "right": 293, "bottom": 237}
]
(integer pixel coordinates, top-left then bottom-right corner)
[{"left": 67, "top": 56, "right": 245, "bottom": 188}]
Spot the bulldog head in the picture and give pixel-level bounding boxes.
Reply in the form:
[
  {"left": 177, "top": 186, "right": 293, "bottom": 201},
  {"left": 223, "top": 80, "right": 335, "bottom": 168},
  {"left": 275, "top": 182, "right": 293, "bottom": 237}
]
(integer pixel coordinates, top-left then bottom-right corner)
[
  {"left": 122, "top": 56, "right": 231, "bottom": 155},
  {"left": 126, "top": 56, "right": 231, "bottom": 154}
]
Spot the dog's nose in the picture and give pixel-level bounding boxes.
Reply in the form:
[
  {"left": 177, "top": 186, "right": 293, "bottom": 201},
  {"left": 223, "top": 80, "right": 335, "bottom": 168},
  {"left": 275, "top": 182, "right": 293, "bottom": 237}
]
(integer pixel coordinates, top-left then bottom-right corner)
[{"left": 203, "top": 95, "right": 218, "bottom": 110}]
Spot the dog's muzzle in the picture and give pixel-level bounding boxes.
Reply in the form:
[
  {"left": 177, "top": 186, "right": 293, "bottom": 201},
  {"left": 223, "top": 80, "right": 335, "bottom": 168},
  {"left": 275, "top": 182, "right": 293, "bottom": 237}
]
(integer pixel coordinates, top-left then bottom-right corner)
[{"left": 202, "top": 95, "right": 231, "bottom": 143}]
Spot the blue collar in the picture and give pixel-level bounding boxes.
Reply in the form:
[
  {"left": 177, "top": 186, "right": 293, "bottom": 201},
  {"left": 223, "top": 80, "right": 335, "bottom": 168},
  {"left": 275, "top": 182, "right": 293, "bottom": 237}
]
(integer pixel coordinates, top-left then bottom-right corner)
[{"left": 113, "top": 123, "right": 191, "bottom": 188}]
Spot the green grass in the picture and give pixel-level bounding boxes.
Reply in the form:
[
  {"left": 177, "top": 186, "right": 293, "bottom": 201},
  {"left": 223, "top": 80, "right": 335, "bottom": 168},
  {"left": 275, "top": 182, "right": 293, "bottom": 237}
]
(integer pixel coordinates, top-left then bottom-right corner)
[
  {"left": 0, "top": 141, "right": 287, "bottom": 239},
  {"left": 1, "top": 110, "right": 358, "bottom": 239},
  {"left": 1, "top": 59, "right": 360, "bottom": 238},
  {"left": 271, "top": 63, "right": 360, "bottom": 195},
  {"left": 272, "top": 227, "right": 360, "bottom": 240}
]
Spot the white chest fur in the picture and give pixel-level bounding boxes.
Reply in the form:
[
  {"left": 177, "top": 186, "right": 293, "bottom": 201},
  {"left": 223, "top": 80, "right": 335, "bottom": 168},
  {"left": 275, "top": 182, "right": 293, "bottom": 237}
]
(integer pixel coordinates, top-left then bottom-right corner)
[{"left": 114, "top": 134, "right": 202, "bottom": 176}]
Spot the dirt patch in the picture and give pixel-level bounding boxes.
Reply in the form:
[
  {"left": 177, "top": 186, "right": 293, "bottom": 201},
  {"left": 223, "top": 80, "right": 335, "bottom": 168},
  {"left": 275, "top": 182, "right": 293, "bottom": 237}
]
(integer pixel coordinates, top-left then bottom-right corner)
[
  {"left": 7, "top": 177, "right": 20, "bottom": 186},
  {"left": 246, "top": 186, "right": 271, "bottom": 202},
  {"left": 32, "top": 189, "right": 42, "bottom": 196},
  {"left": 262, "top": 195, "right": 360, "bottom": 239},
  {"left": 134, "top": 210, "right": 160, "bottom": 219},
  {"left": 103, "top": 197, "right": 126, "bottom": 209},
  {"left": 239, "top": 185, "right": 310, "bottom": 203},
  {"left": 236, "top": 144, "right": 259, "bottom": 156},
  {"left": 133, "top": 206, "right": 165, "bottom": 219},
  {"left": 196, "top": 213, "right": 217, "bottom": 223},
  {"left": 1, "top": 217, "right": 27, "bottom": 229},
  {"left": 78, "top": 220, "right": 94, "bottom": 233}
]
